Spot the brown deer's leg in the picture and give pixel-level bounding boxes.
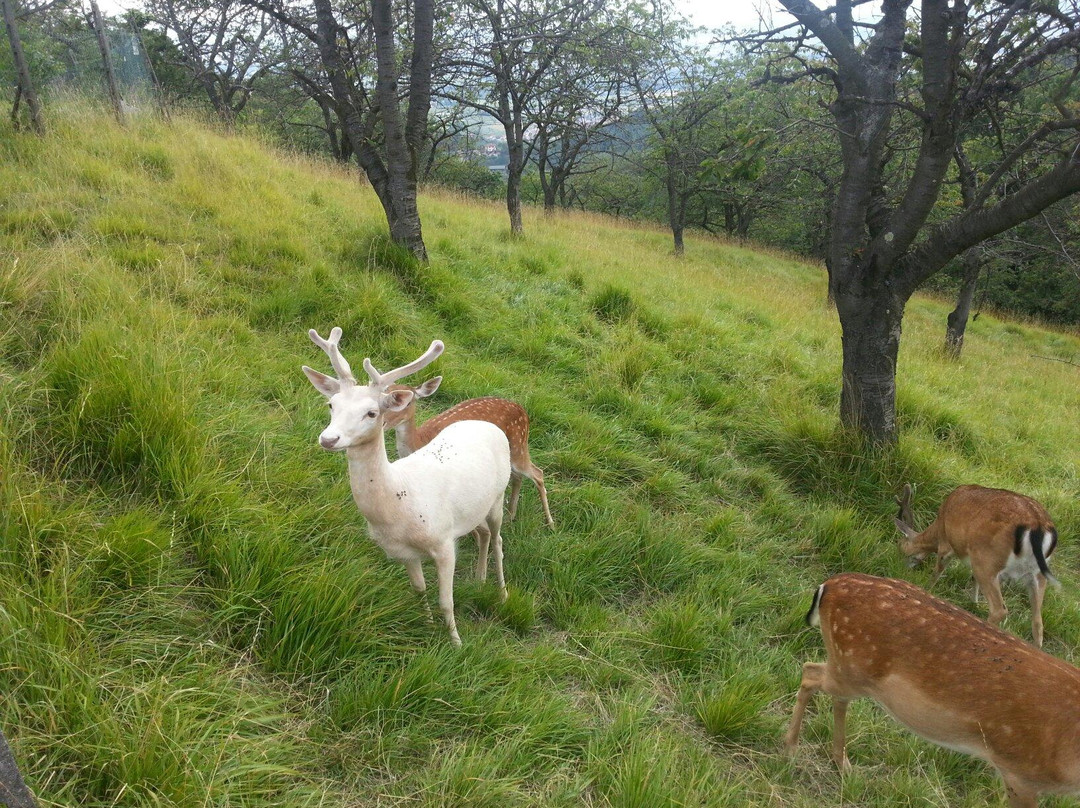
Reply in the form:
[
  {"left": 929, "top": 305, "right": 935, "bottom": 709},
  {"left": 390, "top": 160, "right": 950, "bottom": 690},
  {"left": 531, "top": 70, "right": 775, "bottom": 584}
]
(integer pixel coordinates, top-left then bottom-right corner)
[
  {"left": 1028, "top": 574, "right": 1046, "bottom": 648},
  {"left": 928, "top": 552, "right": 950, "bottom": 588},
  {"left": 832, "top": 698, "right": 851, "bottom": 772},
  {"left": 507, "top": 473, "right": 524, "bottom": 521},
  {"left": 529, "top": 463, "right": 554, "bottom": 528},
  {"left": 974, "top": 566, "right": 1008, "bottom": 628},
  {"left": 785, "top": 662, "right": 825, "bottom": 753},
  {"left": 1001, "top": 772, "right": 1038, "bottom": 808}
]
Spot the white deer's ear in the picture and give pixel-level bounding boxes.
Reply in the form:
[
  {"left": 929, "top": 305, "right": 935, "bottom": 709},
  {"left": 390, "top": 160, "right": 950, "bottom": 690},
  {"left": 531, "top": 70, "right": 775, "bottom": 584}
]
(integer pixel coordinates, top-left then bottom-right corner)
[
  {"left": 415, "top": 376, "right": 442, "bottom": 398},
  {"left": 303, "top": 366, "right": 340, "bottom": 398},
  {"left": 381, "top": 388, "right": 415, "bottom": 412}
]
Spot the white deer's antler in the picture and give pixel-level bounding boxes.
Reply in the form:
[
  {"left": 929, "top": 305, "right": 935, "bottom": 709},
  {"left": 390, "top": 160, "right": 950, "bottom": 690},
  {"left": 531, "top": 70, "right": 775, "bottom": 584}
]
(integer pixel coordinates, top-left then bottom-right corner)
[
  {"left": 363, "top": 340, "right": 444, "bottom": 387},
  {"left": 308, "top": 327, "right": 355, "bottom": 383}
]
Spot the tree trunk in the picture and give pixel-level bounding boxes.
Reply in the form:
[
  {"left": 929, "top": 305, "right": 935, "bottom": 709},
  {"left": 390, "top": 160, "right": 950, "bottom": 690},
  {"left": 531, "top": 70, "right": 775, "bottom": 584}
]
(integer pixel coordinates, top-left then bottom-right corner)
[
  {"left": 0, "top": 725, "right": 36, "bottom": 808},
  {"left": 373, "top": 0, "right": 427, "bottom": 261},
  {"left": 666, "top": 154, "right": 684, "bottom": 255},
  {"left": 505, "top": 126, "right": 524, "bottom": 234},
  {"left": 542, "top": 186, "right": 556, "bottom": 214},
  {"left": 723, "top": 203, "right": 736, "bottom": 237},
  {"left": 945, "top": 247, "right": 980, "bottom": 358},
  {"left": 1, "top": 0, "right": 44, "bottom": 135},
  {"left": 88, "top": 0, "right": 125, "bottom": 125},
  {"left": 836, "top": 288, "right": 906, "bottom": 443},
  {"left": 538, "top": 153, "right": 556, "bottom": 213}
]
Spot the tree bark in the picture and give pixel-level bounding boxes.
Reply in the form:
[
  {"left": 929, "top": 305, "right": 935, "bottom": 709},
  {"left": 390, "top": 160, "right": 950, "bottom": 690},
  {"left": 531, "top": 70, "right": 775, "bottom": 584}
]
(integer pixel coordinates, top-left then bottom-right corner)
[
  {"left": 0, "top": 725, "right": 36, "bottom": 808},
  {"left": 373, "top": 0, "right": 427, "bottom": 260},
  {"left": 944, "top": 248, "right": 980, "bottom": 358},
  {"left": 504, "top": 120, "right": 524, "bottom": 235},
  {"left": 666, "top": 151, "right": 685, "bottom": 255},
  {"left": 836, "top": 288, "right": 906, "bottom": 442},
  {"left": 89, "top": 0, "right": 125, "bottom": 125},
  {"left": 1, "top": 0, "right": 44, "bottom": 135},
  {"left": 767, "top": 1, "right": 1079, "bottom": 441}
]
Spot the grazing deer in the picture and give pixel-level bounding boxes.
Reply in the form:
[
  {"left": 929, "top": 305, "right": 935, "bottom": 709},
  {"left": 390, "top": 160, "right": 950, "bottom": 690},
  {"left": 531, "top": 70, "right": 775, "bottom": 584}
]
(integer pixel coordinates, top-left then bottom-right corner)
[
  {"left": 302, "top": 328, "right": 511, "bottom": 646},
  {"left": 786, "top": 573, "right": 1080, "bottom": 808},
  {"left": 382, "top": 377, "right": 554, "bottom": 528},
  {"left": 895, "top": 484, "right": 1059, "bottom": 647}
]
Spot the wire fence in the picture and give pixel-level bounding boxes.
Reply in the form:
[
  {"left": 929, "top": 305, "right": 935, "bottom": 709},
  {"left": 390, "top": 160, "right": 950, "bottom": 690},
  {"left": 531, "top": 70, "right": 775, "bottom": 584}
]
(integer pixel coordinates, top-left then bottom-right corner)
[{"left": 3, "top": 13, "right": 161, "bottom": 119}]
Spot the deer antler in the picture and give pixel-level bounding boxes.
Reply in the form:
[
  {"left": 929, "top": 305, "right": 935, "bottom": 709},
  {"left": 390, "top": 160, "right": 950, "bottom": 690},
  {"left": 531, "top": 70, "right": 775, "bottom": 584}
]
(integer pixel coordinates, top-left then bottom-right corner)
[
  {"left": 308, "top": 327, "right": 355, "bottom": 383},
  {"left": 363, "top": 340, "right": 444, "bottom": 387},
  {"left": 896, "top": 483, "right": 915, "bottom": 527}
]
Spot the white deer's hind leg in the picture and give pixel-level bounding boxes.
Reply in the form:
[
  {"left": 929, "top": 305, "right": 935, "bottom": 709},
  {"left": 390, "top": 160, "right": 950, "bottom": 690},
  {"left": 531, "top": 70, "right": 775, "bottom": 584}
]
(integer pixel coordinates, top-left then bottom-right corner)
[
  {"left": 487, "top": 502, "right": 507, "bottom": 602},
  {"left": 474, "top": 527, "right": 490, "bottom": 581},
  {"left": 433, "top": 548, "right": 461, "bottom": 647},
  {"left": 404, "top": 558, "right": 432, "bottom": 622}
]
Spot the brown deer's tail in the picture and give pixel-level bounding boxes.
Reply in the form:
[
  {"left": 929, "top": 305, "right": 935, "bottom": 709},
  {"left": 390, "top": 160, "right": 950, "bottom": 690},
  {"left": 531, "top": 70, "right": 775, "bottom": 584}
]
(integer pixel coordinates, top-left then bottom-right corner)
[
  {"left": 805, "top": 583, "right": 826, "bottom": 627},
  {"left": 1016, "top": 525, "right": 1060, "bottom": 588}
]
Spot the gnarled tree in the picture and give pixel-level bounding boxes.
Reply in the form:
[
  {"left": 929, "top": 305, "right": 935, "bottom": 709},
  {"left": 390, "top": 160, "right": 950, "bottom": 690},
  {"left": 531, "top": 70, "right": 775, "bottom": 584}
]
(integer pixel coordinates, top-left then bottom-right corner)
[
  {"left": 747, "top": 0, "right": 1080, "bottom": 442},
  {"left": 443, "top": 0, "right": 606, "bottom": 235},
  {"left": 247, "top": 0, "right": 433, "bottom": 260},
  {"left": 147, "top": 0, "right": 284, "bottom": 120}
]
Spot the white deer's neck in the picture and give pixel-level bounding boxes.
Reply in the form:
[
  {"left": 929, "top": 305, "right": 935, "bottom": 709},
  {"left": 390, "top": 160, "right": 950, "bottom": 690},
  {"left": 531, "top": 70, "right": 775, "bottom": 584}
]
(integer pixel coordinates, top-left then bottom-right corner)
[{"left": 344, "top": 433, "right": 399, "bottom": 525}]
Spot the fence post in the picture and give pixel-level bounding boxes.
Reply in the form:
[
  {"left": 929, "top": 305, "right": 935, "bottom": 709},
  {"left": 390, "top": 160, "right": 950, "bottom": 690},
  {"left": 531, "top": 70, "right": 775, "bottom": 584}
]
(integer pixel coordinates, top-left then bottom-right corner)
[
  {"left": 88, "top": 0, "right": 125, "bottom": 124},
  {"left": 1, "top": 0, "right": 45, "bottom": 135}
]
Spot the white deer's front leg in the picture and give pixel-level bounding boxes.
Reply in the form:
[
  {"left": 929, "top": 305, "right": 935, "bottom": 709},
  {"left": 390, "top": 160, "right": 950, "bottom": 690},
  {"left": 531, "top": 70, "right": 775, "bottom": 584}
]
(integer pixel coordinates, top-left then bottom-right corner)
[
  {"left": 404, "top": 558, "right": 432, "bottom": 622},
  {"left": 433, "top": 547, "right": 461, "bottom": 646}
]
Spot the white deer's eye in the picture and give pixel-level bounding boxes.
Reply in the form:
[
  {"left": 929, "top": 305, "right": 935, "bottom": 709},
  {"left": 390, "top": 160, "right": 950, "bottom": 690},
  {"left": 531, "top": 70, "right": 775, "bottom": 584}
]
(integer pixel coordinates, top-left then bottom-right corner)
[{"left": 366, "top": 410, "right": 377, "bottom": 419}]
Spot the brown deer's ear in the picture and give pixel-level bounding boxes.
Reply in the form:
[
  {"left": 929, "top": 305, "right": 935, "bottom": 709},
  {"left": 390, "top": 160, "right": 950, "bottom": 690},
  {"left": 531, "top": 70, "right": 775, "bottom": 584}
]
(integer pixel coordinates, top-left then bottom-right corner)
[
  {"left": 381, "top": 388, "right": 415, "bottom": 413},
  {"left": 415, "top": 376, "right": 442, "bottom": 398},
  {"left": 894, "top": 517, "right": 918, "bottom": 539}
]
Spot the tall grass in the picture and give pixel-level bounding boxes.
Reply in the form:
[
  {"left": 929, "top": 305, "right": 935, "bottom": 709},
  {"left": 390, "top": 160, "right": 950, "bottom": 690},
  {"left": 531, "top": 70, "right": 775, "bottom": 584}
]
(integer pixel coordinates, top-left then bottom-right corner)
[{"left": 1, "top": 101, "right": 1078, "bottom": 806}]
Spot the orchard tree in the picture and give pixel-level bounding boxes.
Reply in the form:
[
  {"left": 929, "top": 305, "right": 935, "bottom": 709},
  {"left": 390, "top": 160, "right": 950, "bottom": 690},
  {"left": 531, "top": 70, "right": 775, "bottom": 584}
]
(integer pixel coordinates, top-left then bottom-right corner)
[
  {"left": 442, "top": 0, "right": 606, "bottom": 234},
  {"left": 146, "top": 0, "right": 284, "bottom": 120},
  {"left": 626, "top": 8, "right": 725, "bottom": 255},
  {"left": 528, "top": 17, "right": 624, "bottom": 214},
  {"left": 749, "top": 0, "right": 1080, "bottom": 443},
  {"left": 248, "top": 0, "right": 434, "bottom": 260}
]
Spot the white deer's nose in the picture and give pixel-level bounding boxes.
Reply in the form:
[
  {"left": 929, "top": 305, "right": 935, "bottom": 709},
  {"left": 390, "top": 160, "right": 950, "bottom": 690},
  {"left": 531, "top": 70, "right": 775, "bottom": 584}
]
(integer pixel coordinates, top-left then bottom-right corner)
[{"left": 320, "top": 434, "right": 340, "bottom": 449}]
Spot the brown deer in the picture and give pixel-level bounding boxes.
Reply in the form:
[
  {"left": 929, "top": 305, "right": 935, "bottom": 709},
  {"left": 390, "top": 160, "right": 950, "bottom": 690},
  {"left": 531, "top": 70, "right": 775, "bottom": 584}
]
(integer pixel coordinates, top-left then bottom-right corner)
[
  {"left": 382, "top": 376, "right": 554, "bottom": 528},
  {"left": 894, "top": 484, "right": 1059, "bottom": 646},
  {"left": 786, "top": 573, "right": 1080, "bottom": 807}
]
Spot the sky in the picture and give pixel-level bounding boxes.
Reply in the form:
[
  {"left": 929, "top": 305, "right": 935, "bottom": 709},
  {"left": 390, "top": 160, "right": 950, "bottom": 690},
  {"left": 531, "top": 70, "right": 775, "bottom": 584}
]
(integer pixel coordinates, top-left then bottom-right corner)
[
  {"left": 676, "top": 0, "right": 786, "bottom": 34},
  {"left": 96, "top": 0, "right": 792, "bottom": 32}
]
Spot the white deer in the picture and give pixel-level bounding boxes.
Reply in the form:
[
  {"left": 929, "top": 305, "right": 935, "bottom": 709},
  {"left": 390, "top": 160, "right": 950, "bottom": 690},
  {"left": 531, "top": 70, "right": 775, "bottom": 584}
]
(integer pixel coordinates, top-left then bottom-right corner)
[{"left": 302, "top": 328, "right": 511, "bottom": 646}]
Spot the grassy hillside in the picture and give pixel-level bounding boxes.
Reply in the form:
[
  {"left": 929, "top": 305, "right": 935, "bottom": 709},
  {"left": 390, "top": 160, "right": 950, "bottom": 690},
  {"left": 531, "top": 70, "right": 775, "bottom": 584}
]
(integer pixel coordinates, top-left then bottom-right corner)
[{"left": 1, "top": 104, "right": 1079, "bottom": 808}]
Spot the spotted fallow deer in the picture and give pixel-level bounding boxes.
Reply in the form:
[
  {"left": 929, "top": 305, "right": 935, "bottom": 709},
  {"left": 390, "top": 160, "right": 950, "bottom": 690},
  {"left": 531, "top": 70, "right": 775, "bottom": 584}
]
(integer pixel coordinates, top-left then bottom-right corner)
[
  {"left": 302, "top": 329, "right": 511, "bottom": 646},
  {"left": 786, "top": 572, "right": 1080, "bottom": 807},
  {"left": 894, "top": 484, "right": 1059, "bottom": 646},
  {"left": 382, "top": 377, "right": 554, "bottom": 528}
]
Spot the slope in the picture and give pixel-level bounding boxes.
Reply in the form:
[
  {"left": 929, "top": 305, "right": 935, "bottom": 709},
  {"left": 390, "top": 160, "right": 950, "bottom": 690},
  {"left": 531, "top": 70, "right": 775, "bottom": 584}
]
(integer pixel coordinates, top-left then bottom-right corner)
[{"left": 1, "top": 105, "right": 1079, "bottom": 807}]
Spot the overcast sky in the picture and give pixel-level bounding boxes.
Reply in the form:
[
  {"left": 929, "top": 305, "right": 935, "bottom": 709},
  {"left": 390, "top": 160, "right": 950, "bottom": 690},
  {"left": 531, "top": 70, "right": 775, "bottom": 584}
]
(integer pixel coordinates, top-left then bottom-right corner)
[
  {"left": 676, "top": 0, "right": 786, "bottom": 34},
  {"left": 97, "top": 0, "right": 792, "bottom": 31}
]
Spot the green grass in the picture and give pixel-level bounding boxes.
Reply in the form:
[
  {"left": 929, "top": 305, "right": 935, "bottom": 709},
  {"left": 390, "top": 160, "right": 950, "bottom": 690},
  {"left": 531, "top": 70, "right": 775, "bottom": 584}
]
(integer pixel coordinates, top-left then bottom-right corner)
[{"left": 1, "top": 101, "right": 1079, "bottom": 806}]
